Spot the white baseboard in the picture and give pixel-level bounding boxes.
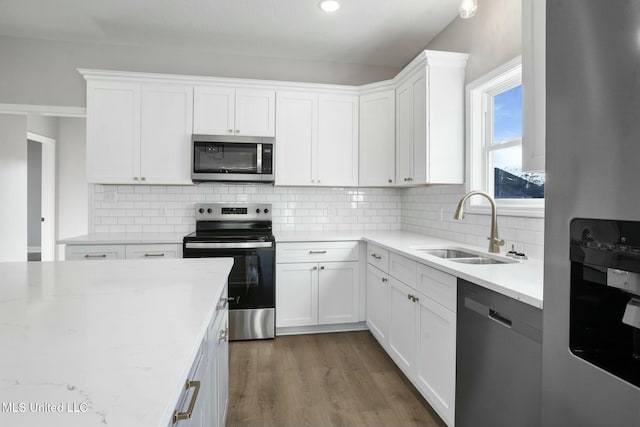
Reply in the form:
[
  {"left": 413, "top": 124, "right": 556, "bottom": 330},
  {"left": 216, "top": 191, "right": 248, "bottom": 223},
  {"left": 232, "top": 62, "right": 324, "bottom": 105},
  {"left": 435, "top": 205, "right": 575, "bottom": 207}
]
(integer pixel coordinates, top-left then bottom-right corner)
[
  {"left": 28, "top": 246, "right": 42, "bottom": 253},
  {"left": 276, "top": 321, "right": 368, "bottom": 336}
]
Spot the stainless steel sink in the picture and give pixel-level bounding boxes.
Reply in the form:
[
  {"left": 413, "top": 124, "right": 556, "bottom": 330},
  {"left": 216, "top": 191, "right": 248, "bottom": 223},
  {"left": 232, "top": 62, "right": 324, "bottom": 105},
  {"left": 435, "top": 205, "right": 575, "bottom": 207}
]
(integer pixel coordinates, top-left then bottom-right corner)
[
  {"left": 417, "top": 249, "right": 481, "bottom": 259},
  {"left": 451, "top": 257, "right": 513, "bottom": 265}
]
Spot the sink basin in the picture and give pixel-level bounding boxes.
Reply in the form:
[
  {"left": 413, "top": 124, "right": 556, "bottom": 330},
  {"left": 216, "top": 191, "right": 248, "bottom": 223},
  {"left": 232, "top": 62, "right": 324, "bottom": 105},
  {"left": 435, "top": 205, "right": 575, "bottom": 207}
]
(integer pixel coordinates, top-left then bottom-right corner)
[
  {"left": 417, "top": 248, "right": 481, "bottom": 259},
  {"left": 451, "top": 257, "right": 514, "bottom": 265}
]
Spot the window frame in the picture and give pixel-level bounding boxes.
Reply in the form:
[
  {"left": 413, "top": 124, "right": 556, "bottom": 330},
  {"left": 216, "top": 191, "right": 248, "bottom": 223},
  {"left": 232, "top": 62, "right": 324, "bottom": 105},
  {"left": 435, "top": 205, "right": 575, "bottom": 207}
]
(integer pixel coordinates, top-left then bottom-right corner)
[{"left": 465, "top": 56, "right": 544, "bottom": 218}]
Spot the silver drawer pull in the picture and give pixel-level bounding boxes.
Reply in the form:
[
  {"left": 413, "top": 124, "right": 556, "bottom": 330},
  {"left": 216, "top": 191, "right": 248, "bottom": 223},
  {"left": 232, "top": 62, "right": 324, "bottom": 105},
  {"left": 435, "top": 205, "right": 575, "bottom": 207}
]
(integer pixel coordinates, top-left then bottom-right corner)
[
  {"left": 84, "top": 254, "right": 106, "bottom": 258},
  {"left": 144, "top": 253, "right": 165, "bottom": 257},
  {"left": 370, "top": 253, "right": 382, "bottom": 260},
  {"left": 218, "top": 327, "right": 228, "bottom": 342},
  {"left": 382, "top": 278, "right": 388, "bottom": 282},
  {"left": 173, "top": 380, "right": 201, "bottom": 423},
  {"left": 309, "top": 250, "right": 327, "bottom": 254},
  {"left": 216, "top": 298, "right": 228, "bottom": 311}
]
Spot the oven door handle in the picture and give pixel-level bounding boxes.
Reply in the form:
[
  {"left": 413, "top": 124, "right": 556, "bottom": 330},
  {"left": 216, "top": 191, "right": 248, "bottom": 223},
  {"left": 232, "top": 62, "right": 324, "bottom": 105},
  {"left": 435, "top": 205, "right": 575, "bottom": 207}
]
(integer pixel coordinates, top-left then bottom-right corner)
[{"left": 184, "top": 241, "right": 273, "bottom": 249}]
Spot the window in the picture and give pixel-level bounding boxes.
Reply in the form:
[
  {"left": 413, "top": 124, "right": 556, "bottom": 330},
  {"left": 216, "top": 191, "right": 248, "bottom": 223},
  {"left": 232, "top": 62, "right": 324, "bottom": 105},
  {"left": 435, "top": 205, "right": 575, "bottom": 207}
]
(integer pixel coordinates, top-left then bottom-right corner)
[{"left": 467, "top": 57, "right": 544, "bottom": 216}]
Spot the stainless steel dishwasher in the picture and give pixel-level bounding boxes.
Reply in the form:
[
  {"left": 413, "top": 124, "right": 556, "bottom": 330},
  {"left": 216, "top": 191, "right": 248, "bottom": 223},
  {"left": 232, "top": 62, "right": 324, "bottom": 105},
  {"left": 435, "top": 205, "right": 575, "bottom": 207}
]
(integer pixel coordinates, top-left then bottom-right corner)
[{"left": 456, "top": 279, "right": 542, "bottom": 427}]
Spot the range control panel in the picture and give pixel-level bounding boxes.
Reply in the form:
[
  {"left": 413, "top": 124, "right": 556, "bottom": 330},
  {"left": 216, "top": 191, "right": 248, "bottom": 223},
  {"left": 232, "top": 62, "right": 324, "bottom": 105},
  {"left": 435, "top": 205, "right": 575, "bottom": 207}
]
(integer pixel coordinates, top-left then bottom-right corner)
[{"left": 194, "top": 203, "right": 272, "bottom": 221}]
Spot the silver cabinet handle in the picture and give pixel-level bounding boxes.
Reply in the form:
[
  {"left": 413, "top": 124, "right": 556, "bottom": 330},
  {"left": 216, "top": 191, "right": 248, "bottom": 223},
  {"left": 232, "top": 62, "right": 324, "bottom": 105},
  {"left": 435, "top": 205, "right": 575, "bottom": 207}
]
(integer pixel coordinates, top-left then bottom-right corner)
[
  {"left": 309, "top": 250, "right": 327, "bottom": 254},
  {"left": 216, "top": 297, "right": 228, "bottom": 311},
  {"left": 407, "top": 294, "right": 412, "bottom": 300},
  {"left": 218, "top": 327, "right": 228, "bottom": 342},
  {"left": 370, "top": 253, "right": 382, "bottom": 260},
  {"left": 144, "top": 253, "right": 165, "bottom": 257},
  {"left": 312, "top": 266, "right": 318, "bottom": 270},
  {"left": 388, "top": 179, "right": 393, "bottom": 183},
  {"left": 84, "top": 254, "right": 106, "bottom": 258},
  {"left": 381, "top": 277, "right": 388, "bottom": 282},
  {"left": 320, "top": 266, "right": 325, "bottom": 270},
  {"left": 173, "top": 380, "right": 201, "bottom": 423}
]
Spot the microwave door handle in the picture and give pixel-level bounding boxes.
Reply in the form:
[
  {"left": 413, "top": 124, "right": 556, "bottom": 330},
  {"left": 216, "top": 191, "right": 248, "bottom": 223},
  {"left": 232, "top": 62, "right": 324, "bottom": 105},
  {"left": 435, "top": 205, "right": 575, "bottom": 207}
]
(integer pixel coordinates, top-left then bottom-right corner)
[{"left": 257, "top": 143, "right": 263, "bottom": 174}]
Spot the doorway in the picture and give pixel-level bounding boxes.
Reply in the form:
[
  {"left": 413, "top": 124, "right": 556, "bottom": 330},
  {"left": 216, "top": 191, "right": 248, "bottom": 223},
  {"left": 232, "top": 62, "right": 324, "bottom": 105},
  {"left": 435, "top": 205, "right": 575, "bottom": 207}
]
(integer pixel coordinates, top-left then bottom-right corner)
[{"left": 27, "top": 132, "right": 55, "bottom": 262}]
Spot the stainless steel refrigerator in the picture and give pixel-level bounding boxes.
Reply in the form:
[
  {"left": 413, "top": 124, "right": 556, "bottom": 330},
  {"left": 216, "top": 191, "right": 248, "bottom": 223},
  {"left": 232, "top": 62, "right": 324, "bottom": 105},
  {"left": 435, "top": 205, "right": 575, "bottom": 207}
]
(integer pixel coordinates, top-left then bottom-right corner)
[{"left": 544, "top": 1, "right": 640, "bottom": 425}]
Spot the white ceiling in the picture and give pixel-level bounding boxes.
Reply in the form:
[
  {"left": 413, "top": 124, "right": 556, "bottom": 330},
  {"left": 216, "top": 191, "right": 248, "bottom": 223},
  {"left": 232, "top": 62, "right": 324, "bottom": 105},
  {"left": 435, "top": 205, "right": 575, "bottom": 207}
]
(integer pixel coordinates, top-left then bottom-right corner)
[{"left": 0, "top": 0, "right": 460, "bottom": 68}]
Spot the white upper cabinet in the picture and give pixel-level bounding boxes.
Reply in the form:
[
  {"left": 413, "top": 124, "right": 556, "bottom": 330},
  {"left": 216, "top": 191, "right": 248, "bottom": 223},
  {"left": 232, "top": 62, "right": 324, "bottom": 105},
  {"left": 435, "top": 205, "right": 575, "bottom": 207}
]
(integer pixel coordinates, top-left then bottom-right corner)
[
  {"left": 317, "top": 94, "right": 359, "bottom": 187},
  {"left": 193, "top": 86, "right": 275, "bottom": 137},
  {"left": 140, "top": 84, "right": 193, "bottom": 184},
  {"left": 275, "top": 91, "right": 359, "bottom": 187},
  {"left": 86, "top": 81, "right": 141, "bottom": 184},
  {"left": 359, "top": 89, "right": 396, "bottom": 186},
  {"left": 86, "top": 80, "right": 193, "bottom": 185},
  {"left": 275, "top": 91, "right": 317, "bottom": 186},
  {"left": 395, "top": 51, "right": 468, "bottom": 186}
]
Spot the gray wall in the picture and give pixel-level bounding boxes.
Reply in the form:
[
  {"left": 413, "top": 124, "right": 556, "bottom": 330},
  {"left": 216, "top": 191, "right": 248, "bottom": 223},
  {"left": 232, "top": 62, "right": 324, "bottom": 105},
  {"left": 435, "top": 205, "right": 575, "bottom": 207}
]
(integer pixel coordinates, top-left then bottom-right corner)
[
  {"left": 0, "top": 114, "right": 28, "bottom": 262},
  {"left": 27, "top": 141, "right": 42, "bottom": 249},
  {"left": 425, "top": 0, "right": 521, "bottom": 83},
  {"left": 0, "top": 35, "right": 401, "bottom": 107}
]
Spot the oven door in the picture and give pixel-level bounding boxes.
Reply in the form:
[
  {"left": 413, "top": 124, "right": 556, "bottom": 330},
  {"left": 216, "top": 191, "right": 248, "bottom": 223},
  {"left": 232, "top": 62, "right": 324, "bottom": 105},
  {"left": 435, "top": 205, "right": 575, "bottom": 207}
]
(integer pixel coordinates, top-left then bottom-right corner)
[
  {"left": 183, "top": 241, "right": 275, "bottom": 310},
  {"left": 191, "top": 135, "right": 274, "bottom": 182}
]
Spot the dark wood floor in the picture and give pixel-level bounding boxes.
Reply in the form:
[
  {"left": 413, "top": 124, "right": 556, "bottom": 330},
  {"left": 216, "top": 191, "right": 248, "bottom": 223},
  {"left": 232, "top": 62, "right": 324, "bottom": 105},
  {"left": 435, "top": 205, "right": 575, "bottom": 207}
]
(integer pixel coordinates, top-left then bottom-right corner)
[{"left": 227, "top": 331, "right": 446, "bottom": 427}]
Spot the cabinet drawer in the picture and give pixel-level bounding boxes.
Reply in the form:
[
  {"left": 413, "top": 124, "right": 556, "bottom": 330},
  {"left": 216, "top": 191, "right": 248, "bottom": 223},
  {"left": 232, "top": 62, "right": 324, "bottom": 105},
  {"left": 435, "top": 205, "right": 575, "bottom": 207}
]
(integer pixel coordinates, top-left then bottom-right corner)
[
  {"left": 417, "top": 263, "right": 457, "bottom": 312},
  {"left": 276, "top": 241, "right": 359, "bottom": 263},
  {"left": 367, "top": 243, "right": 390, "bottom": 272},
  {"left": 173, "top": 339, "right": 207, "bottom": 426},
  {"left": 65, "top": 245, "right": 125, "bottom": 261},
  {"left": 125, "top": 244, "right": 182, "bottom": 260},
  {"left": 389, "top": 252, "right": 417, "bottom": 287}
]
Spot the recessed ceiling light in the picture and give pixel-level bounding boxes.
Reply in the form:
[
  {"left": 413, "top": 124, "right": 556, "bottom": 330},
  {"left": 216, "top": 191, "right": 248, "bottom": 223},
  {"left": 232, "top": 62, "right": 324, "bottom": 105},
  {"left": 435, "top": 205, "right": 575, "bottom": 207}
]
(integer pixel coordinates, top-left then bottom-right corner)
[
  {"left": 459, "top": 0, "right": 478, "bottom": 19},
  {"left": 318, "top": 0, "right": 340, "bottom": 13}
]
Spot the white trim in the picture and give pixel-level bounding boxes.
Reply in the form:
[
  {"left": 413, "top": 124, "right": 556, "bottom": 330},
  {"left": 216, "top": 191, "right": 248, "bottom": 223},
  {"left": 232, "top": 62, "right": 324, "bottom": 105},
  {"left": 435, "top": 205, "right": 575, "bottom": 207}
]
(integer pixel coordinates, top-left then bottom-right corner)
[
  {"left": 28, "top": 246, "right": 42, "bottom": 253},
  {"left": 465, "top": 56, "right": 544, "bottom": 218},
  {"left": 27, "top": 132, "right": 57, "bottom": 262},
  {"left": 0, "top": 103, "right": 86, "bottom": 117}
]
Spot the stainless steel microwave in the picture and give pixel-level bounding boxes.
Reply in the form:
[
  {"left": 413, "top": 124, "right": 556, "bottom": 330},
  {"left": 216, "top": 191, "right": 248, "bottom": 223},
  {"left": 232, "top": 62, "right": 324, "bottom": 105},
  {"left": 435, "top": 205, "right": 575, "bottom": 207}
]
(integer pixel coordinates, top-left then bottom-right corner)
[{"left": 191, "top": 135, "right": 274, "bottom": 183}]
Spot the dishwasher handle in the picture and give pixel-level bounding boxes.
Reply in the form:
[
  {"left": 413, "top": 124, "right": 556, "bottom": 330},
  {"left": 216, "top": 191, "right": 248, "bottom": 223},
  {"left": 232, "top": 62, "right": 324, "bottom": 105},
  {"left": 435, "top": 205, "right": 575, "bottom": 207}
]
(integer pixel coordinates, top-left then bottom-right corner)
[{"left": 489, "top": 309, "right": 512, "bottom": 328}]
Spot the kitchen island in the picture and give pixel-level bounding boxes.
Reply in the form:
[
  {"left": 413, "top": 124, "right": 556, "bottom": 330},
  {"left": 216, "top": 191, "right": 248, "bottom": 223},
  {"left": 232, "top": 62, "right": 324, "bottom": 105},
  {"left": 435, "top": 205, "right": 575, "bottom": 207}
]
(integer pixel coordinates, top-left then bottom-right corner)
[{"left": 0, "top": 258, "right": 232, "bottom": 427}]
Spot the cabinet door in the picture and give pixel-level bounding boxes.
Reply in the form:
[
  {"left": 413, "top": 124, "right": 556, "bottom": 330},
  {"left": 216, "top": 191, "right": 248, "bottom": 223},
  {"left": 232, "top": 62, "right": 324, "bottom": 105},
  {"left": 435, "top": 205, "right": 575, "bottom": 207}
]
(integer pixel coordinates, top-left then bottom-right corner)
[
  {"left": 415, "top": 292, "right": 456, "bottom": 426},
  {"left": 86, "top": 81, "right": 141, "bottom": 184},
  {"left": 275, "top": 92, "right": 317, "bottom": 186},
  {"left": 215, "top": 311, "right": 229, "bottom": 427},
  {"left": 276, "top": 262, "right": 319, "bottom": 327},
  {"left": 317, "top": 94, "right": 359, "bottom": 186},
  {"left": 140, "top": 84, "right": 193, "bottom": 184},
  {"left": 387, "top": 277, "right": 417, "bottom": 377},
  {"left": 65, "top": 244, "right": 126, "bottom": 261},
  {"left": 410, "top": 69, "right": 428, "bottom": 184},
  {"left": 193, "top": 86, "right": 235, "bottom": 135},
  {"left": 366, "top": 265, "right": 390, "bottom": 346},
  {"left": 235, "top": 89, "right": 276, "bottom": 137},
  {"left": 125, "top": 244, "right": 182, "bottom": 259},
  {"left": 318, "top": 261, "right": 360, "bottom": 324},
  {"left": 359, "top": 90, "right": 396, "bottom": 186},
  {"left": 395, "top": 80, "right": 413, "bottom": 185}
]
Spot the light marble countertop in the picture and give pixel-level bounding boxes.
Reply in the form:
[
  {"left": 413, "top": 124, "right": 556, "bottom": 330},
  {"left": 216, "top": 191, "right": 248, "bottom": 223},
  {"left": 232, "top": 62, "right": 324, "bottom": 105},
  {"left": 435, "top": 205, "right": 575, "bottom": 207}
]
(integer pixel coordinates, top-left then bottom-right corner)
[
  {"left": 275, "top": 230, "right": 544, "bottom": 309},
  {"left": 59, "top": 230, "right": 543, "bottom": 308},
  {"left": 0, "top": 258, "right": 232, "bottom": 427}
]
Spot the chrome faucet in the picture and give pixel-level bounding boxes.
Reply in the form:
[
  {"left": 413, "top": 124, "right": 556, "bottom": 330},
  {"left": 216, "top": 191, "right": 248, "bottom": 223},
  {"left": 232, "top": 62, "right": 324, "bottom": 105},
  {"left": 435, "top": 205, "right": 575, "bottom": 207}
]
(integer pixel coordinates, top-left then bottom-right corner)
[{"left": 454, "top": 191, "right": 505, "bottom": 254}]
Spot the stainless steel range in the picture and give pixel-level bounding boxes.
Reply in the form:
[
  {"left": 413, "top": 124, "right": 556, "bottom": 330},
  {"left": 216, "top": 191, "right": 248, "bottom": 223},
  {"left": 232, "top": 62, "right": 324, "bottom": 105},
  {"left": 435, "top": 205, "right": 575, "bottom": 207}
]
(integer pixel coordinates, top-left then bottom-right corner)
[{"left": 183, "top": 203, "right": 275, "bottom": 340}]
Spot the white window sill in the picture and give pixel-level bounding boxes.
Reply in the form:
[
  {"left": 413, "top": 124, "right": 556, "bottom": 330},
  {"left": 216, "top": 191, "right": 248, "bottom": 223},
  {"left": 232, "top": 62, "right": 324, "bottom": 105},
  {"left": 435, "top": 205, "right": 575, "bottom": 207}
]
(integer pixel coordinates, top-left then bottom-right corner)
[{"left": 466, "top": 203, "right": 544, "bottom": 218}]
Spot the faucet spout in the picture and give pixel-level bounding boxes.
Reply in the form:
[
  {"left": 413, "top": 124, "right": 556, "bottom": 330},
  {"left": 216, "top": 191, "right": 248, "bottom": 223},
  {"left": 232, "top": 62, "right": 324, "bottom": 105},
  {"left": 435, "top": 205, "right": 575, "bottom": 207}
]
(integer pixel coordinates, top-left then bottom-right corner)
[{"left": 453, "top": 191, "right": 505, "bottom": 253}]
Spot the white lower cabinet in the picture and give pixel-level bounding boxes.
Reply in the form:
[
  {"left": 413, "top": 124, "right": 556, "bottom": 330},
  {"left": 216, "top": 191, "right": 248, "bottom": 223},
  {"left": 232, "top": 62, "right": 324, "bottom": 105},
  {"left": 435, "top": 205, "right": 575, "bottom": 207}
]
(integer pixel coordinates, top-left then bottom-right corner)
[
  {"left": 276, "top": 262, "right": 319, "bottom": 327},
  {"left": 66, "top": 243, "right": 181, "bottom": 261},
  {"left": 387, "top": 277, "right": 417, "bottom": 376},
  {"left": 415, "top": 292, "right": 456, "bottom": 426},
  {"left": 365, "top": 264, "right": 389, "bottom": 345},
  {"left": 276, "top": 241, "right": 361, "bottom": 329},
  {"left": 172, "top": 290, "right": 228, "bottom": 427},
  {"left": 366, "top": 243, "right": 457, "bottom": 426}
]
